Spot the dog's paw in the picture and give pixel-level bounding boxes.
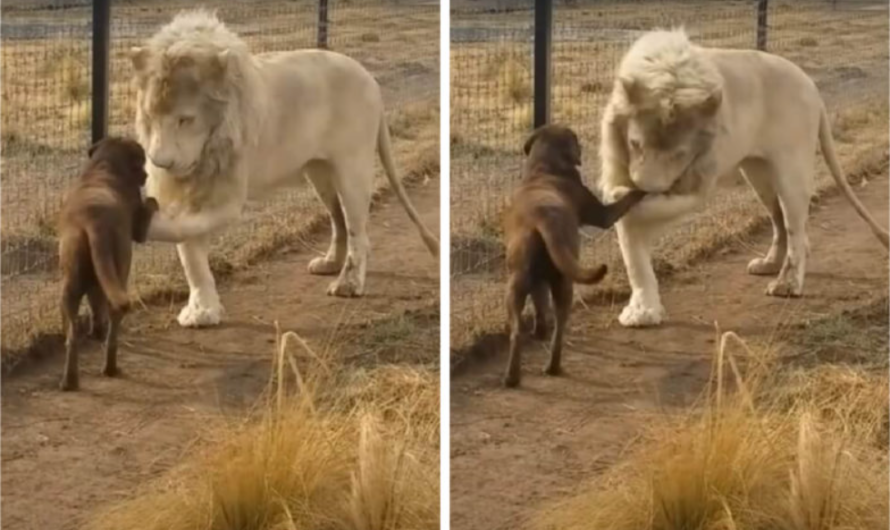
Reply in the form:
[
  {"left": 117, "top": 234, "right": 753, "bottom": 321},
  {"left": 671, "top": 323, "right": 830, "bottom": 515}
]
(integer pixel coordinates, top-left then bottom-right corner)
[
  {"left": 542, "top": 363, "right": 563, "bottom": 377},
  {"left": 177, "top": 301, "right": 223, "bottom": 328},
  {"left": 59, "top": 375, "right": 79, "bottom": 392},
  {"left": 618, "top": 298, "right": 665, "bottom": 328},
  {"left": 766, "top": 277, "right": 803, "bottom": 298},
  {"left": 503, "top": 373, "right": 521, "bottom": 388},
  {"left": 308, "top": 256, "right": 343, "bottom": 276},
  {"left": 747, "top": 256, "right": 782, "bottom": 276}
]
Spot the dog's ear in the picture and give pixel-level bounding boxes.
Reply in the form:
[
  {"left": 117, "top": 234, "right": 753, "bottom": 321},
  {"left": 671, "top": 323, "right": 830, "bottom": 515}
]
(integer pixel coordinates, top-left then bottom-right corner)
[
  {"left": 87, "top": 138, "right": 104, "bottom": 159},
  {"left": 568, "top": 130, "right": 582, "bottom": 167},
  {"left": 523, "top": 127, "right": 543, "bottom": 156}
]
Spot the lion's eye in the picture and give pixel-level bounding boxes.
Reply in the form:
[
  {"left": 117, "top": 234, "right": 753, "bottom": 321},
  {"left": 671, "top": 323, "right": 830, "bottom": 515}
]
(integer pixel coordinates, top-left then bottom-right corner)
[{"left": 178, "top": 116, "right": 194, "bottom": 127}]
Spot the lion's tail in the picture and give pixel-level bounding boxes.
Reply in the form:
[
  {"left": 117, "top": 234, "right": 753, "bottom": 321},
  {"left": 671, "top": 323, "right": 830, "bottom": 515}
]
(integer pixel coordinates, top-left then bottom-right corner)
[
  {"left": 377, "top": 117, "right": 439, "bottom": 257},
  {"left": 819, "top": 106, "right": 889, "bottom": 249},
  {"left": 86, "top": 225, "right": 131, "bottom": 314},
  {"left": 536, "top": 217, "right": 608, "bottom": 285}
]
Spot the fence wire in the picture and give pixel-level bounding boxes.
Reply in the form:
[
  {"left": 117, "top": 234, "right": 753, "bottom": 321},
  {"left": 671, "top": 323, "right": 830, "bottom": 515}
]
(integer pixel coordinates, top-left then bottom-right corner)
[
  {"left": 450, "top": 0, "right": 888, "bottom": 351},
  {"left": 1, "top": 0, "right": 439, "bottom": 357}
]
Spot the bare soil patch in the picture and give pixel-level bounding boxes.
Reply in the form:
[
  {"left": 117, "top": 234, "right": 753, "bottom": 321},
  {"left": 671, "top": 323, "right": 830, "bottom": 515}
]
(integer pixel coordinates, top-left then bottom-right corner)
[
  {"left": 1, "top": 182, "right": 440, "bottom": 530},
  {"left": 450, "top": 176, "right": 888, "bottom": 530}
]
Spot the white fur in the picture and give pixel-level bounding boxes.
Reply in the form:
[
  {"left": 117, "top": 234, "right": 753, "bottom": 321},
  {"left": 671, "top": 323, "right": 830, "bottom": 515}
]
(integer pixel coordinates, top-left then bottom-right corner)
[
  {"left": 600, "top": 29, "right": 889, "bottom": 328},
  {"left": 132, "top": 10, "right": 438, "bottom": 328}
]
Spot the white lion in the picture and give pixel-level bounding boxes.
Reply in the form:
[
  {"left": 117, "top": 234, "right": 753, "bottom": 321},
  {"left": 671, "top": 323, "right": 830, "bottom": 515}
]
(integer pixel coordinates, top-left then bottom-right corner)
[
  {"left": 129, "top": 10, "right": 438, "bottom": 328},
  {"left": 599, "top": 29, "right": 888, "bottom": 328}
]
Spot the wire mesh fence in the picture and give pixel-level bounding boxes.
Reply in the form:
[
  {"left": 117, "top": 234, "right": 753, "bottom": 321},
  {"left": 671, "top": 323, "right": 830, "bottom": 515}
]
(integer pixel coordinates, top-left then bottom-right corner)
[
  {"left": 450, "top": 0, "right": 889, "bottom": 352},
  {"left": 1, "top": 0, "right": 440, "bottom": 359}
]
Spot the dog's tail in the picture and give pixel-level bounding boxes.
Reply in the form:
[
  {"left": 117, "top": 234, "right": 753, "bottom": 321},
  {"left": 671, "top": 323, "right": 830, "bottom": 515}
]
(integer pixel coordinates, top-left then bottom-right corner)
[
  {"left": 86, "top": 226, "right": 131, "bottom": 314},
  {"left": 536, "top": 217, "right": 608, "bottom": 284}
]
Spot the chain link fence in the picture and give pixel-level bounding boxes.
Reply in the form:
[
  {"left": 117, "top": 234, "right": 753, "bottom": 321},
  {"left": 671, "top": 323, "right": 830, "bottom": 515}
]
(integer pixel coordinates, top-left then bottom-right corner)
[
  {"left": 1, "top": 0, "right": 440, "bottom": 362},
  {"left": 450, "top": 0, "right": 888, "bottom": 353}
]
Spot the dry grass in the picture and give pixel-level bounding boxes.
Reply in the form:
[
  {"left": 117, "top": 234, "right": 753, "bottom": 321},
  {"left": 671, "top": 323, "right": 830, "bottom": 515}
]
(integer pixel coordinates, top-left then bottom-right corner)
[
  {"left": 531, "top": 311, "right": 889, "bottom": 530},
  {"left": 86, "top": 329, "right": 439, "bottom": 530}
]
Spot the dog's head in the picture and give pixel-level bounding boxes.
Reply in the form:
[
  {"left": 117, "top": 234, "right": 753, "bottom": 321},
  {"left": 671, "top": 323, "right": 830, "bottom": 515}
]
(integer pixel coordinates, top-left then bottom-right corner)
[
  {"left": 523, "top": 124, "right": 582, "bottom": 178},
  {"left": 88, "top": 136, "right": 149, "bottom": 188}
]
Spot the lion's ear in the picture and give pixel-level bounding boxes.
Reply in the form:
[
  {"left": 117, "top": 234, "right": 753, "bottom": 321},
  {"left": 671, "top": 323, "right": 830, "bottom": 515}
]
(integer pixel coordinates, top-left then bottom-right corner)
[
  {"left": 699, "top": 89, "right": 722, "bottom": 117},
  {"left": 129, "top": 47, "right": 150, "bottom": 73},
  {"left": 523, "top": 127, "right": 543, "bottom": 156},
  {"left": 209, "top": 50, "right": 231, "bottom": 80}
]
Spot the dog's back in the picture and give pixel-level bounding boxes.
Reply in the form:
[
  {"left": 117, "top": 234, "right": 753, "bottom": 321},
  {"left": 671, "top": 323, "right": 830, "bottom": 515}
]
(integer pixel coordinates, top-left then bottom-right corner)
[{"left": 59, "top": 171, "right": 136, "bottom": 312}]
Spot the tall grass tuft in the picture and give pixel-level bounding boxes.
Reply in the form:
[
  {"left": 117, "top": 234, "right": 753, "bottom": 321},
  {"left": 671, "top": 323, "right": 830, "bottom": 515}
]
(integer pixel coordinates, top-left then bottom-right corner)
[
  {"left": 87, "top": 327, "right": 439, "bottom": 530},
  {"left": 533, "top": 332, "right": 888, "bottom": 530}
]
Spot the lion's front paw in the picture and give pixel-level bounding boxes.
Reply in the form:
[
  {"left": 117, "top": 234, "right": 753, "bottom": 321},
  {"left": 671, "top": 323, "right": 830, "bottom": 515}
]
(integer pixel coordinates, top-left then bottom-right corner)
[
  {"left": 618, "top": 298, "right": 665, "bottom": 328},
  {"left": 766, "top": 277, "right": 803, "bottom": 298},
  {"left": 177, "top": 301, "right": 224, "bottom": 328},
  {"left": 308, "top": 256, "right": 343, "bottom": 276},
  {"left": 747, "top": 257, "right": 782, "bottom": 276},
  {"left": 327, "top": 278, "right": 364, "bottom": 298}
]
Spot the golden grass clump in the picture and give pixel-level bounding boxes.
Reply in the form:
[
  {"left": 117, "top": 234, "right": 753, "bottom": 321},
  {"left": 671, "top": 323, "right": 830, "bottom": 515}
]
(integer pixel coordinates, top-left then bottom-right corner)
[
  {"left": 533, "top": 332, "right": 889, "bottom": 530},
  {"left": 86, "top": 330, "right": 439, "bottom": 530}
]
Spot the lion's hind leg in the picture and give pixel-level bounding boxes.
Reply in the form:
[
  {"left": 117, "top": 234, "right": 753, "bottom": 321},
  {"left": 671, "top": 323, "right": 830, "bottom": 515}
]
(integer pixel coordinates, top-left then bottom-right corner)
[
  {"left": 305, "top": 163, "right": 348, "bottom": 276},
  {"left": 327, "top": 155, "right": 374, "bottom": 298},
  {"left": 740, "top": 161, "right": 787, "bottom": 276},
  {"left": 766, "top": 156, "right": 812, "bottom": 298}
]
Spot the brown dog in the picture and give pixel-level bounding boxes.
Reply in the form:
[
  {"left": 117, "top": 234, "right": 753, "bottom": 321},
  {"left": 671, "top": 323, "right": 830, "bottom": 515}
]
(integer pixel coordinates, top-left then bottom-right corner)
[
  {"left": 57, "top": 136, "right": 158, "bottom": 391},
  {"left": 502, "top": 124, "right": 645, "bottom": 388}
]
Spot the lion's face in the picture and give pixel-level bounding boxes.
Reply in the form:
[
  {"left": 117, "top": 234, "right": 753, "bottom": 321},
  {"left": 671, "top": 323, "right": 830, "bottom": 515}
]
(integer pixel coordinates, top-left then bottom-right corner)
[
  {"left": 132, "top": 50, "right": 229, "bottom": 179},
  {"left": 624, "top": 111, "right": 707, "bottom": 193},
  {"left": 615, "top": 76, "right": 722, "bottom": 194}
]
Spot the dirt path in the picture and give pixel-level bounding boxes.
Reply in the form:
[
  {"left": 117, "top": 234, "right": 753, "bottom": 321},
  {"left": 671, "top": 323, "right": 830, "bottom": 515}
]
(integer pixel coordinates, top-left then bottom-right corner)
[
  {"left": 450, "top": 176, "right": 889, "bottom": 530},
  {"left": 0, "top": 182, "right": 440, "bottom": 530}
]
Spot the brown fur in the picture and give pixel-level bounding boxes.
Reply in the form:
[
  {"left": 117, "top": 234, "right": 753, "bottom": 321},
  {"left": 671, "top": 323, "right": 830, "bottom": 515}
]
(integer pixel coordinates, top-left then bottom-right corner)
[
  {"left": 502, "top": 125, "right": 645, "bottom": 388},
  {"left": 57, "top": 137, "right": 157, "bottom": 391}
]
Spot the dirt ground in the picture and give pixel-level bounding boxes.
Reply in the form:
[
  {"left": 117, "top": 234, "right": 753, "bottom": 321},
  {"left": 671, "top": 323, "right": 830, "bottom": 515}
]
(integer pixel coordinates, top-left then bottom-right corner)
[
  {"left": 0, "top": 182, "right": 440, "bottom": 530},
  {"left": 450, "top": 175, "right": 889, "bottom": 530}
]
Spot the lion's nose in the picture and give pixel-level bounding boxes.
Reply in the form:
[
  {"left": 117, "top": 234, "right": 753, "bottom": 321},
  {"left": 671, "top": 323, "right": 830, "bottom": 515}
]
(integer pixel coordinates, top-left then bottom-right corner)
[{"left": 149, "top": 155, "right": 174, "bottom": 170}]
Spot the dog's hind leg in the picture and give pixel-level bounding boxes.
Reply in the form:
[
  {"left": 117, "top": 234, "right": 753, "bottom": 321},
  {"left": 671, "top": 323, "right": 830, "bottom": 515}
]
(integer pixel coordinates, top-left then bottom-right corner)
[
  {"left": 306, "top": 163, "right": 348, "bottom": 276},
  {"left": 544, "top": 275, "right": 572, "bottom": 377},
  {"left": 59, "top": 279, "right": 84, "bottom": 391},
  {"left": 504, "top": 274, "right": 530, "bottom": 388},
  {"left": 87, "top": 284, "right": 108, "bottom": 339},
  {"left": 104, "top": 235, "right": 131, "bottom": 377},
  {"left": 531, "top": 283, "right": 550, "bottom": 340},
  {"left": 103, "top": 308, "right": 123, "bottom": 377}
]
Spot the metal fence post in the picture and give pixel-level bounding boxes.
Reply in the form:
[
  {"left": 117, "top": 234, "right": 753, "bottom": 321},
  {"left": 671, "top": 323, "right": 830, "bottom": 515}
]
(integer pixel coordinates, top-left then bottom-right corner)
[
  {"left": 756, "top": 0, "right": 768, "bottom": 51},
  {"left": 317, "top": 0, "right": 329, "bottom": 49},
  {"left": 91, "top": 0, "right": 111, "bottom": 143},
  {"left": 533, "top": 0, "right": 552, "bottom": 129}
]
